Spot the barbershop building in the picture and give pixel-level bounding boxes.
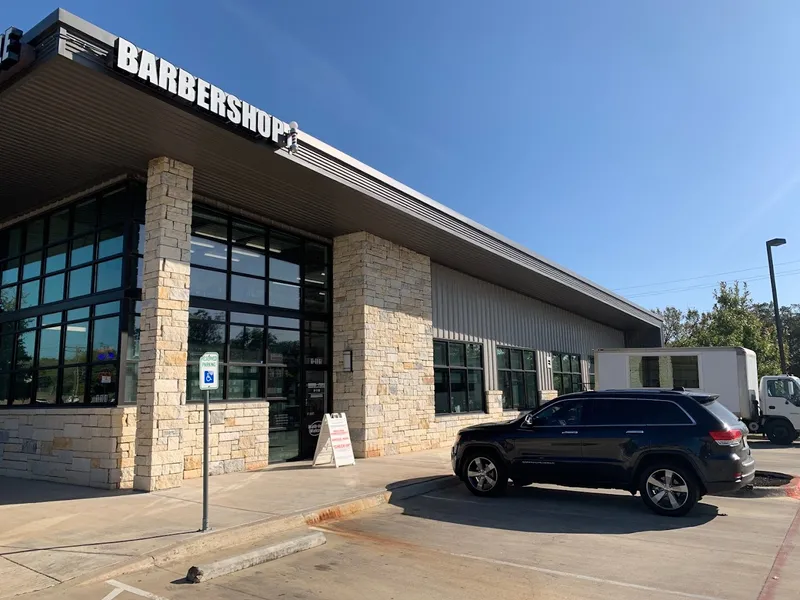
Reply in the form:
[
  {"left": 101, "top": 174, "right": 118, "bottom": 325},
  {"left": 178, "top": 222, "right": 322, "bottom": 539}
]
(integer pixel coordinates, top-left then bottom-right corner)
[{"left": 0, "top": 9, "right": 661, "bottom": 490}]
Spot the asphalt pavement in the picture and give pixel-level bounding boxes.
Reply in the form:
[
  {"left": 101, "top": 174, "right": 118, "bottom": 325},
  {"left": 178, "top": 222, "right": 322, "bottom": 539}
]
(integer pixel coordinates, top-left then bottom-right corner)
[{"left": 37, "top": 442, "right": 800, "bottom": 600}]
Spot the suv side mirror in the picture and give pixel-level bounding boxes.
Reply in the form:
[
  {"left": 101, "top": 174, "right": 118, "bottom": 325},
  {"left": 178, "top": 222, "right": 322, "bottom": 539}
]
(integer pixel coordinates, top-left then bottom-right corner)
[{"left": 523, "top": 414, "right": 535, "bottom": 427}]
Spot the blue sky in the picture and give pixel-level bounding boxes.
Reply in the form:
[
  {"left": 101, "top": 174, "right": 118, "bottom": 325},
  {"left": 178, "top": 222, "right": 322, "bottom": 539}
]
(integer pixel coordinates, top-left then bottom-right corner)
[{"left": 8, "top": 1, "right": 800, "bottom": 313}]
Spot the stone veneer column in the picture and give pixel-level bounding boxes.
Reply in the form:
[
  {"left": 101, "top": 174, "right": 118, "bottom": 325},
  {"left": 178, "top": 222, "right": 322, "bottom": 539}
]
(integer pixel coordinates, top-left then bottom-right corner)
[
  {"left": 333, "top": 232, "right": 434, "bottom": 457},
  {"left": 134, "top": 157, "right": 193, "bottom": 491}
]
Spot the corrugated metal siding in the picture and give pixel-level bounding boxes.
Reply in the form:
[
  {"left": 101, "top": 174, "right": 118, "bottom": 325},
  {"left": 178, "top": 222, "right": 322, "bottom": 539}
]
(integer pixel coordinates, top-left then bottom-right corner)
[{"left": 432, "top": 264, "right": 624, "bottom": 391}]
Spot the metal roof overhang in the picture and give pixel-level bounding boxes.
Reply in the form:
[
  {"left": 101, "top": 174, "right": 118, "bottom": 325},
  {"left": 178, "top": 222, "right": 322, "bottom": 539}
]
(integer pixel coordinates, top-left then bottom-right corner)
[{"left": 0, "top": 10, "right": 661, "bottom": 339}]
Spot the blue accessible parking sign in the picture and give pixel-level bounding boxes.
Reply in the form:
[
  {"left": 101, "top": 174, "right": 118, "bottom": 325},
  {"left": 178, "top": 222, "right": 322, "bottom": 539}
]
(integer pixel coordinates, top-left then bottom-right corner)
[{"left": 199, "top": 352, "right": 219, "bottom": 391}]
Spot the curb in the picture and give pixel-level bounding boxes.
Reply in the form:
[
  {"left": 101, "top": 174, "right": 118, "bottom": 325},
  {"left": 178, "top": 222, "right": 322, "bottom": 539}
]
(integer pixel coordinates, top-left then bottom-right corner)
[
  {"left": 186, "top": 531, "right": 327, "bottom": 583},
  {"left": 738, "top": 476, "right": 800, "bottom": 499},
  {"left": 69, "top": 474, "right": 458, "bottom": 588}
]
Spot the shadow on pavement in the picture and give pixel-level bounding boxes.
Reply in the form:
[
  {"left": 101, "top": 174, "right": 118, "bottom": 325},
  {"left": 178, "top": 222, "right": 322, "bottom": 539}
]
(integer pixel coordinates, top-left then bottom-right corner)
[
  {"left": 748, "top": 438, "right": 799, "bottom": 450},
  {"left": 0, "top": 531, "right": 194, "bottom": 557},
  {"left": 0, "top": 475, "right": 134, "bottom": 506},
  {"left": 389, "top": 482, "right": 718, "bottom": 535}
]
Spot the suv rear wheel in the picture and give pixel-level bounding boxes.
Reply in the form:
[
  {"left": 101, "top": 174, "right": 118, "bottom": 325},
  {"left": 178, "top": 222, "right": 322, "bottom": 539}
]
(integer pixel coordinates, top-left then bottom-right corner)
[
  {"left": 462, "top": 451, "right": 508, "bottom": 497},
  {"left": 639, "top": 463, "right": 699, "bottom": 517}
]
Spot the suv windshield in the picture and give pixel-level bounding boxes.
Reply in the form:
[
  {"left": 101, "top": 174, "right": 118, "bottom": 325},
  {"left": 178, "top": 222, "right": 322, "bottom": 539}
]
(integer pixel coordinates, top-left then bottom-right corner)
[{"left": 703, "top": 400, "right": 742, "bottom": 430}]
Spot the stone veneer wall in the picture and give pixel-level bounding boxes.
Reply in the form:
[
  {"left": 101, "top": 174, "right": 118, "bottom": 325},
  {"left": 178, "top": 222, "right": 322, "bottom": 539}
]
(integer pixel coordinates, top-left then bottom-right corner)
[
  {"left": 0, "top": 407, "right": 137, "bottom": 489},
  {"left": 134, "top": 157, "right": 193, "bottom": 491},
  {"left": 333, "top": 232, "right": 520, "bottom": 457},
  {"left": 182, "top": 402, "right": 269, "bottom": 478}
]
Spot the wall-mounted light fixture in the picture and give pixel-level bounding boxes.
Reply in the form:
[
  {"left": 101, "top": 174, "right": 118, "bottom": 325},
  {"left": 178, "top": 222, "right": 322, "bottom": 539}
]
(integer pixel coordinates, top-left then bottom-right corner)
[{"left": 343, "top": 350, "right": 353, "bottom": 373}]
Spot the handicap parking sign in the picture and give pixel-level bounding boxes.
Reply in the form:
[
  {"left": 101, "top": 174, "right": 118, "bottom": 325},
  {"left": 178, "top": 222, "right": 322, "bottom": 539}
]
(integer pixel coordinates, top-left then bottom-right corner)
[{"left": 199, "top": 352, "right": 219, "bottom": 390}]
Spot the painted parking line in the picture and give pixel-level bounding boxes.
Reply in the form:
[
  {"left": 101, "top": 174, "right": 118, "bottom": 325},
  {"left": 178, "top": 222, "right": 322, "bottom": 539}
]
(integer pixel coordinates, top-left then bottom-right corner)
[
  {"left": 103, "top": 580, "right": 169, "bottom": 600},
  {"left": 450, "top": 553, "right": 728, "bottom": 600}
]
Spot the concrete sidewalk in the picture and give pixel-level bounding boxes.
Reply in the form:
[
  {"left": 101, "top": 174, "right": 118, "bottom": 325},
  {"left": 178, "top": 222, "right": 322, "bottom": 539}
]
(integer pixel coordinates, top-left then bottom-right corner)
[{"left": 0, "top": 448, "right": 454, "bottom": 598}]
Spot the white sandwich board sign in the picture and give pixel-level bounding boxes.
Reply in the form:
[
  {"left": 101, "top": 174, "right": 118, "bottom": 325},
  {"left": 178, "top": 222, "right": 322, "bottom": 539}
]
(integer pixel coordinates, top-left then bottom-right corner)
[{"left": 312, "top": 413, "right": 355, "bottom": 468}]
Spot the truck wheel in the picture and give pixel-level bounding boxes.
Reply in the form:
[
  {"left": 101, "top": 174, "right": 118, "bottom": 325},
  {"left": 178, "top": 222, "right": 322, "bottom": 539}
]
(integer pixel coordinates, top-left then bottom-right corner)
[
  {"left": 765, "top": 421, "right": 796, "bottom": 446},
  {"left": 639, "top": 462, "right": 699, "bottom": 517}
]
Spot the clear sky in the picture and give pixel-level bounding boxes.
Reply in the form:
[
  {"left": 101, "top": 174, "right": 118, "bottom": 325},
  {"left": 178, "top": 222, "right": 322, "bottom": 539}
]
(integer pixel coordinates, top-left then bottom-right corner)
[{"left": 8, "top": 1, "right": 800, "bottom": 314}]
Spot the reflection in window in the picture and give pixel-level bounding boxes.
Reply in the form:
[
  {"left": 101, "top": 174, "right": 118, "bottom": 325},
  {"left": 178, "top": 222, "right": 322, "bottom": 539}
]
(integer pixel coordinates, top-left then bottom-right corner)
[
  {"left": 269, "top": 281, "right": 300, "bottom": 309},
  {"left": 38, "top": 326, "right": 61, "bottom": 366},
  {"left": 98, "top": 227, "right": 124, "bottom": 258},
  {"left": 20, "top": 281, "right": 39, "bottom": 309},
  {"left": 190, "top": 267, "right": 227, "bottom": 300},
  {"left": 90, "top": 365, "right": 117, "bottom": 403},
  {"left": 188, "top": 309, "right": 225, "bottom": 360},
  {"left": 69, "top": 266, "right": 92, "bottom": 298},
  {"left": 497, "top": 346, "right": 538, "bottom": 410},
  {"left": 228, "top": 366, "right": 264, "bottom": 399},
  {"left": 37, "top": 368, "right": 58, "bottom": 404},
  {"left": 64, "top": 322, "right": 89, "bottom": 363},
  {"left": 230, "top": 325, "right": 265, "bottom": 363},
  {"left": 43, "top": 274, "right": 65, "bottom": 304},
  {"left": 0, "top": 185, "right": 139, "bottom": 408},
  {"left": 23, "top": 252, "right": 42, "bottom": 280},
  {"left": 434, "top": 340, "right": 484, "bottom": 414},
  {"left": 231, "top": 275, "right": 265, "bottom": 304},
  {"left": 96, "top": 258, "right": 123, "bottom": 292},
  {"left": 48, "top": 210, "right": 70, "bottom": 243},
  {"left": 552, "top": 352, "right": 582, "bottom": 396},
  {"left": 71, "top": 234, "right": 95, "bottom": 266}
]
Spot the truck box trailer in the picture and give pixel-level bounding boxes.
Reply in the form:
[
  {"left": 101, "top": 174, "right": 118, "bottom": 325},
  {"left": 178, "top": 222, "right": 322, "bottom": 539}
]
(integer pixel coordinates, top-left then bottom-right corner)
[{"left": 594, "top": 347, "right": 800, "bottom": 445}]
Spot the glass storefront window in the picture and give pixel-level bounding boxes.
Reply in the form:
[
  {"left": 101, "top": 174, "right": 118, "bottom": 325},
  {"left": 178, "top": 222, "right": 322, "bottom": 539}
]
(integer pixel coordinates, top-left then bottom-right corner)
[
  {"left": 23, "top": 252, "right": 42, "bottom": 280},
  {"left": 48, "top": 210, "right": 70, "bottom": 243},
  {"left": 188, "top": 309, "right": 225, "bottom": 360},
  {"left": 0, "top": 183, "right": 141, "bottom": 408},
  {"left": 231, "top": 275, "right": 265, "bottom": 304},
  {"left": 190, "top": 267, "right": 227, "bottom": 300},
  {"left": 46, "top": 244, "right": 67, "bottom": 273},
  {"left": 96, "top": 258, "right": 123, "bottom": 292},
  {"left": 1, "top": 259, "right": 18, "bottom": 285},
  {"left": 20, "top": 281, "right": 39, "bottom": 309},
  {"left": 269, "top": 281, "right": 300, "bottom": 309},
  {"left": 71, "top": 234, "right": 95, "bottom": 266},
  {"left": 43, "top": 274, "right": 65, "bottom": 304}
]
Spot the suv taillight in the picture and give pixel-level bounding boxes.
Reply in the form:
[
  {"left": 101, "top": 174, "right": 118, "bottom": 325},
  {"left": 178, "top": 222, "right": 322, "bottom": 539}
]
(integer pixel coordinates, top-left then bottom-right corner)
[{"left": 710, "top": 429, "right": 742, "bottom": 446}]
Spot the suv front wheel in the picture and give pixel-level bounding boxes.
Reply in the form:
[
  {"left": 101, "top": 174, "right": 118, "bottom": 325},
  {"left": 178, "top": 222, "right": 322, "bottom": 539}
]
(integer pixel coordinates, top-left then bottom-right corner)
[
  {"left": 639, "top": 463, "right": 699, "bottom": 517},
  {"left": 462, "top": 451, "right": 508, "bottom": 497}
]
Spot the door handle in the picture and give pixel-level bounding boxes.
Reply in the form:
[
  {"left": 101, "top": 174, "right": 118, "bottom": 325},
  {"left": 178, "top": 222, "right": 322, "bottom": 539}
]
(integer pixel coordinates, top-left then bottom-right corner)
[
  {"left": 626, "top": 430, "right": 644, "bottom": 434},
  {"left": 562, "top": 430, "right": 578, "bottom": 435}
]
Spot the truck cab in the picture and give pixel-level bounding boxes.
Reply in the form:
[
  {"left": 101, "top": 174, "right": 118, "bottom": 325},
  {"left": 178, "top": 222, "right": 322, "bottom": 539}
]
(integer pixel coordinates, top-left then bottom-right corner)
[{"left": 758, "top": 376, "right": 800, "bottom": 444}]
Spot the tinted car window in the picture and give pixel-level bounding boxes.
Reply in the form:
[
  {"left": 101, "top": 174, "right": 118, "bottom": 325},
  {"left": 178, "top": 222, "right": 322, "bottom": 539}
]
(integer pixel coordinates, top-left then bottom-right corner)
[
  {"left": 585, "top": 399, "right": 649, "bottom": 426},
  {"left": 645, "top": 401, "right": 693, "bottom": 425},
  {"left": 533, "top": 400, "right": 583, "bottom": 426},
  {"left": 703, "top": 400, "right": 742, "bottom": 429}
]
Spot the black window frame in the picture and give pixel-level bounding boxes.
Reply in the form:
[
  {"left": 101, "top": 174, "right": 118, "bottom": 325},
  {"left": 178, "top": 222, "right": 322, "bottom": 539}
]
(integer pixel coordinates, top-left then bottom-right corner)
[
  {"left": 552, "top": 352, "right": 582, "bottom": 396},
  {"left": 186, "top": 204, "right": 332, "bottom": 406},
  {"left": 0, "top": 182, "right": 144, "bottom": 408},
  {"left": 433, "top": 339, "right": 485, "bottom": 414},
  {"left": 497, "top": 346, "right": 539, "bottom": 411}
]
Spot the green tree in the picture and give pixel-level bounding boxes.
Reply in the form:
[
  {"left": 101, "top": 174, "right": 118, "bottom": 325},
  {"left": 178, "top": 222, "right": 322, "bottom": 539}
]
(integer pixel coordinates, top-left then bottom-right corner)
[{"left": 656, "top": 282, "right": 781, "bottom": 378}]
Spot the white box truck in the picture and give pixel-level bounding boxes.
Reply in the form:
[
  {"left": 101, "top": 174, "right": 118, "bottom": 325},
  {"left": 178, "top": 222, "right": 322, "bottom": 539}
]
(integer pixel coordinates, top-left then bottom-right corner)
[{"left": 594, "top": 347, "right": 800, "bottom": 445}]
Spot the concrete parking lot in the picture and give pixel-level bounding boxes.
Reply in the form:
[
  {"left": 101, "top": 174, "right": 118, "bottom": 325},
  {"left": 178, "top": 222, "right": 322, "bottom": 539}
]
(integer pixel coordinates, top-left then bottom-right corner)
[{"left": 31, "top": 443, "right": 800, "bottom": 600}]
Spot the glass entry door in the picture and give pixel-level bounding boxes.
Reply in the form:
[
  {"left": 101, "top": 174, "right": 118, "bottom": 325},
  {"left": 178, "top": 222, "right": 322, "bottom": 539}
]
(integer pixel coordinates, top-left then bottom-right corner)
[{"left": 267, "top": 319, "right": 330, "bottom": 462}]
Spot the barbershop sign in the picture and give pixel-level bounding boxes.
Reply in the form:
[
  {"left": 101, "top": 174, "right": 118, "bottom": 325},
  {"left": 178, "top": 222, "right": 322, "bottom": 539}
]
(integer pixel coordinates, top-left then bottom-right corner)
[{"left": 113, "top": 37, "right": 293, "bottom": 148}]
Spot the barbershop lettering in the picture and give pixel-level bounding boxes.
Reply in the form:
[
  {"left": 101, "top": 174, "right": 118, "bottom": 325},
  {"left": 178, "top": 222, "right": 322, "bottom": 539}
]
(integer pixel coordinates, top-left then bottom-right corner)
[{"left": 114, "top": 37, "right": 287, "bottom": 146}]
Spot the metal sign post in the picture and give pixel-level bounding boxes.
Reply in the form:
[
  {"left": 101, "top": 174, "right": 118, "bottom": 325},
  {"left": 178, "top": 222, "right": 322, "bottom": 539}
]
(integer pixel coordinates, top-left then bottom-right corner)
[{"left": 198, "top": 352, "right": 219, "bottom": 532}]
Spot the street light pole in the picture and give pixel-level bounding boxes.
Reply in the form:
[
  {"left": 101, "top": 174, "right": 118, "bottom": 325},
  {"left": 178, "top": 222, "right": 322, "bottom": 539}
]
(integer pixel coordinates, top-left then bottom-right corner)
[{"left": 766, "top": 238, "right": 788, "bottom": 374}]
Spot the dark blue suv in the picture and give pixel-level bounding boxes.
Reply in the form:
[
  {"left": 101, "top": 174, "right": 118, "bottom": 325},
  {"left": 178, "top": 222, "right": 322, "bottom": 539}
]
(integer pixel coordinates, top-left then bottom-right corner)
[{"left": 451, "top": 389, "right": 756, "bottom": 516}]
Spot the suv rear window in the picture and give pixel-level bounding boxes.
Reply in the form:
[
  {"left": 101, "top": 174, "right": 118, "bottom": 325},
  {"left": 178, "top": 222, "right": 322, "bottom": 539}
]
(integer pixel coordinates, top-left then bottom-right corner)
[{"left": 703, "top": 400, "right": 742, "bottom": 429}]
